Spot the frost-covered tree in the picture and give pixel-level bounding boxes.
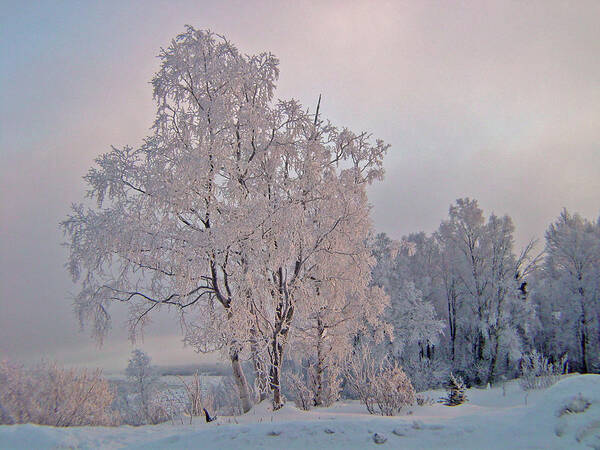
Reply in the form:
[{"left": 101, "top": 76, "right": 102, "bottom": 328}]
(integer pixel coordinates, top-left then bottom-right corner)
[
  {"left": 126, "top": 349, "right": 159, "bottom": 423},
  {"left": 228, "top": 105, "right": 388, "bottom": 408},
  {"left": 533, "top": 210, "right": 600, "bottom": 372},
  {"left": 368, "top": 201, "right": 538, "bottom": 386},
  {"left": 62, "top": 27, "right": 388, "bottom": 411},
  {"left": 288, "top": 265, "right": 389, "bottom": 407},
  {"left": 369, "top": 233, "right": 445, "bottom": 389},
  {"left": 371, "top": 234, "right": 444, "bottom": 359},
  {"left": 386, "top": 281, "right": 444, "bottom": 360},
  {"left": 441, "top": 372, "right": 467, "bottom": 406},
  {"left": 435, "top": 199, "right": 537, "bottom": 383},
  {"left": 62, "top": 27, "right": 274, "bottom": 411}
]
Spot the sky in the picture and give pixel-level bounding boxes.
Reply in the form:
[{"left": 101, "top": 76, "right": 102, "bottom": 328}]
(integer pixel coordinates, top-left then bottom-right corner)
[{"left": 1, "top": 0, "right": 599, "bottom": 371}]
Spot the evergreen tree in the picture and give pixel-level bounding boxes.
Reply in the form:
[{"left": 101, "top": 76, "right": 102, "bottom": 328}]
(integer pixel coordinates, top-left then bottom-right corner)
[{"left": 442, "top": 373, "right": 467, "bottom": 406}]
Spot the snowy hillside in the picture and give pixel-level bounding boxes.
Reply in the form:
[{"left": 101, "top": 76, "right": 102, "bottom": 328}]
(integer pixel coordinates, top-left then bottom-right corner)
[{"left": 1, "top": 375, "right": 599, "bottom": 449}]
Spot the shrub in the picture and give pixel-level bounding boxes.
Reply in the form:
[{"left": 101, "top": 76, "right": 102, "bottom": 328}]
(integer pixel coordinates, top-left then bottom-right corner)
[
  {"left": 519, "top": 350, "right": 567, "bottom": 391},
  {"left": 211, "top": 376, "right": 242, "bottom": 416},
  {"left": 286, "top": 371, "right": 314, "bottom": 411},
  {"left": 371, "top": 363, "right": 417, "bottom": 415},
  {"left": 285, "top": 362, "right": 342, "bottom": 410},
  {"left": 416, "top": 395, "right": 435, "bottom": 406},
  {"left": 559, "top": 393, "right": 591, "bottom": 416},
  {"left": 178, "top": 371, "right": 214, "bottom": 418},
  {"left": 123, "top": 372, "right": 217, "bottom": 426},
  {"left": 345, "top": 348, "right": 415, "bottom": 416},
  {"left": 113, "top": 367, "right": 224, "bottom": 424},
  {"left": 0, "top": 360, "right": 117, "bottom": 426},
  {"left": 402, "top": 357, "right": 449, "bottom": 392}
]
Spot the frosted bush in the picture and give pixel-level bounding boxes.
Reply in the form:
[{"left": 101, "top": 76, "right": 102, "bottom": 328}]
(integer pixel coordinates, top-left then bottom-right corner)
[
  {"left": 178, "top": 371, "right": 214, "bottom": 418},
  {"left": 145, "top": 395, "right": 175, "bottom": 425},
  {"left": 151, "top": 389, "right": 188, "bottom": 425},
  {"left": 285, "top": 362, "right": 342, "bottom": 410},
  {"left": 416, "top": 395, "right": 435, "bottom": 406},
  {"left": 119, "top": 349, "right": 166, "bottom": 425},
  {"left": 0, "top": 360, "right": 117, "bottom": 426},
  {"left": 371, "top": 364, "right": 416, "bottom": 415},
  {"left": 559, "top": 393, "right": 591, "bottom": 416},
  {"left": 115, "top": 369, "right": 218, "bottom": 425},
  {"left": 345, "top": 349, "right": 415, "bottom": 416},
  {"left": 286, "top": 371, "right": 313, "bottom": 411},
  {"left": 212, "top": 376, "right": 242, "bottom": 416},
  {"left": 402, "top": 357, "right": 449, "bottom": 391},
  {"left": 519, "top": 351, "right": 567, "bottom": 391}
]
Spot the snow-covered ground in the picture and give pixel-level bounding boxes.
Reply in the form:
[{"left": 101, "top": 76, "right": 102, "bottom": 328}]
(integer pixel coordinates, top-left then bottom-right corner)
[{"left": 1, "top": 374, "right": 599, "bottom": 449}]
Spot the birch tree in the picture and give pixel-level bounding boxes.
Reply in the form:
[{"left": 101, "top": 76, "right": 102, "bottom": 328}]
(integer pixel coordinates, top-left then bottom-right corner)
[
  {"left": 289, "top": 259, "right": 389, "bottom": 407},
  {"left": 62, "top": 27, "right": 388, "bottom": 411},
  {"left": 370, "top": 233, "right": 444, "bottom": 363},
  {"left": 535, "top": 210, "right": 600, "bottom": 372},
  {"left": 125, "top": 349, "right": 159, "bottom": 424},
  {"left": 435, "top": 199, "right": 537, "bottom": 383}
]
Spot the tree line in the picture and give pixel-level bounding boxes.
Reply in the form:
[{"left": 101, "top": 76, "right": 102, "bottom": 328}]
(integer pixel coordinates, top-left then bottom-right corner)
[{"left": 371, "top": 199, "right": 600, "bottom": 388}]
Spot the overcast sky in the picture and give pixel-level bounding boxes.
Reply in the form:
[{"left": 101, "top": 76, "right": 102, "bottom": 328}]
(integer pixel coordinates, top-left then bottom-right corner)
[{"left": 1, "top": 0, "right": 599, "bottom": 371}]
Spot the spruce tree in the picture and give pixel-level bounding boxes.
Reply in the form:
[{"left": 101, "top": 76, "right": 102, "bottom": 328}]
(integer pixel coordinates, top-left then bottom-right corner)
[{"left": 442, "top": 373, "right": 467, "bottom": 406}]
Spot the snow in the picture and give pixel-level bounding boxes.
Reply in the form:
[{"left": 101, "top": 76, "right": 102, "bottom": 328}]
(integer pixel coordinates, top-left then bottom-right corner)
[{"left": 1, "top": 374, "right": 599, "bottom": 449}]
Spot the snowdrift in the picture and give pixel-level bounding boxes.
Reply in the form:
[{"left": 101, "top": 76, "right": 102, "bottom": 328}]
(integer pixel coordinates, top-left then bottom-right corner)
[{"left": 1, "top": 374, "right": 599, "bottom": 449}]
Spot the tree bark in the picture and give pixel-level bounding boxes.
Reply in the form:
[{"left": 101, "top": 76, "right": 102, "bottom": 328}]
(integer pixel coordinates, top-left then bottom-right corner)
[
  {"left": 269, "top": 337, "right": 285, "bottom": 410},
  {"left": 580, "top": 313, "right": 589, "bottom": 373},
  {"left": 447, "top": 282, "right": 457, "bottom": 362},
  {"left": 487, "top": 335, "right": 499, "bottom": 384},
  {"left": 230, "top": 348, "right": 253, "bottom": 413},
  {"left": 314, "top": 319, "right": 326, "bottom": 406},
  {"left": 268, "top": 305, "right": 294, "bottom": 410},
  {"left": 251, "top": 338, "right": 269, "bottom": 403},
  {"left": 266, "top": 267, "right": 296, "bottom": 410},
  {"left": 579, "top": 290, "right": 590, "bottom": 373}
]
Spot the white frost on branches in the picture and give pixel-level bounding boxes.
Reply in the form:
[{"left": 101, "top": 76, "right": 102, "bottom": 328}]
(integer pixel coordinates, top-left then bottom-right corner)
[{"left": 62, "top": 27, "right": 388, "bottom": 411}]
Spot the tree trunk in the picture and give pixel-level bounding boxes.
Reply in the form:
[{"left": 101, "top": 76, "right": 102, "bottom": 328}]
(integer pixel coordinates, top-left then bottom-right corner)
[
  {"left": 579, "top": 292, "right": 590, "bottom": 373},
  {"left": 580, "top": 329, "right": 589, "bottom": 373},
  {"left": 477, "top": 331, "right": 486, "bottom": 363},
  {"left": 487, "top": 335, "right": 499, "bottom": 384},
  {"left": 314, "top": 319, "right": 326, "bottom": 406},
  {"left": 268, "top": 319, "right": 292, "bottom": 410},
  {"left": 230, "top": 348, "right": 253, "bottom": 413},
  {"left": 251, "top": 342, "right": 269, "bottom": 403},
  {"left": 580, "top": 316, "right": 589, "bottom": 373},
  {"left": 269, "top": 336, "right": 285, "bottom": 410},
  {"left": 428, "top": 343, "right": 435, "bottom": 359},
  {"left": 447, "top": 282, "right": 457, "bottom": 362},
  {"left": 268, "top": 267, "right": 295, "bottom": 410}
]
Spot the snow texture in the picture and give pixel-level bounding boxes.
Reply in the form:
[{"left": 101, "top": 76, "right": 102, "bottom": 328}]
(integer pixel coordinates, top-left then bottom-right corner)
[{"left": 1, "top": 374, "right": 599, "bottom": 449}]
